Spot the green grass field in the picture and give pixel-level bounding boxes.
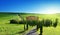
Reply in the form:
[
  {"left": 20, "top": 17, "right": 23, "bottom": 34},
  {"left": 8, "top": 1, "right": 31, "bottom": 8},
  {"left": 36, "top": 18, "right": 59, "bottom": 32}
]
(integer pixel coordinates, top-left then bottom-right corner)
[
  {"left": 0, "top": 13, "right": 24, "bottom": 35},
  {"left": 0, "top": 13, "right": 60, "bottom": 35}
]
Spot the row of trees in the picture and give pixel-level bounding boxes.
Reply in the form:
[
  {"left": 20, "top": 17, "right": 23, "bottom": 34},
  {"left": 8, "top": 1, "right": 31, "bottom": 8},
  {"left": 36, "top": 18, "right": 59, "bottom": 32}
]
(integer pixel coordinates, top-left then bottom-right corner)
[
  {"left": 24, "top": 19, "right": 58, "bottom": 30},
  {"left": 25, "top": 19, "right": 58, "bottom": 35},
  {"left": 36, "top": 19, "right": 58, "bottom": 35}
]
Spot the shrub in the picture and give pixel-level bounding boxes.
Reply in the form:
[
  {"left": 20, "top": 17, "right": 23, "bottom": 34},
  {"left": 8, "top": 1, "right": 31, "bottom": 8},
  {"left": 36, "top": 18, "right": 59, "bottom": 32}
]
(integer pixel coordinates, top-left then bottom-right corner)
[
  {"left": 53, "top": 18, "right": 58, "bottom": 27},
  {"left": 19, "top": 21, "right": 25, "bottom": 24},
  {"left": 10, "top": 19, "right": 19, "bottom": 24},
  {"left": 43, "top": 19, "right": 52, "bottom": 27},
  {"left": 26, "top": 20, "right": 38, "bottom": 26}
]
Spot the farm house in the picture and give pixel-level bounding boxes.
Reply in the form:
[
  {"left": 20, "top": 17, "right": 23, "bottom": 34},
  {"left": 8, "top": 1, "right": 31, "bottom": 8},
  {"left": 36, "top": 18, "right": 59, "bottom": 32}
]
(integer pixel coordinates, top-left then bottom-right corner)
[{"left": 26, "top": 16, "right": 39, "bottom": 21}]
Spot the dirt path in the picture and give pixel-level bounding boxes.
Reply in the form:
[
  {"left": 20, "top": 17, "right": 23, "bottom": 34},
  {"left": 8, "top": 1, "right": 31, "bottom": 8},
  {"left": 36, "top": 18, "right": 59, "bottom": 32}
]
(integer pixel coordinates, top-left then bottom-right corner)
[{"left": 24, "top": 27, "right": 39, "bottom": 35}]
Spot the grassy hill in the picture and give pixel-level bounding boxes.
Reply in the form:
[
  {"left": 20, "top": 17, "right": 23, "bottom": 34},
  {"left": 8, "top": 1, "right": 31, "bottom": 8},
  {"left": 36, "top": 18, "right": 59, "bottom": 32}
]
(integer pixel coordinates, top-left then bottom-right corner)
[
  {"left": 0, "top": 13, "right": 24, "bottom": 35},
  {"left": 0, "top": 13, "right": 60, "bottom": 35}
]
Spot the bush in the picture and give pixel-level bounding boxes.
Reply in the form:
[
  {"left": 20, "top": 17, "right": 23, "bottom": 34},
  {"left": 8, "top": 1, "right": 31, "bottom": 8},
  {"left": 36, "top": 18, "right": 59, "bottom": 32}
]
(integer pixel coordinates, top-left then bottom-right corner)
[
  {"left": 53, "top": 18, "right": 58, "bottom": 27},
  {"left": 19, "top": 21, "right": 26, "bottom": 24},
  {"left": 53, "top": 23, "right": 57, "bottom": 27},
  {"left": 26, "top": 20, "right": 38, "bottom": 26},
  {"left": 43, "top": 19, "right": 52, "bottom": 27},
  {"left": 10, "top": 19, "right": 19, "bottom": 24}
]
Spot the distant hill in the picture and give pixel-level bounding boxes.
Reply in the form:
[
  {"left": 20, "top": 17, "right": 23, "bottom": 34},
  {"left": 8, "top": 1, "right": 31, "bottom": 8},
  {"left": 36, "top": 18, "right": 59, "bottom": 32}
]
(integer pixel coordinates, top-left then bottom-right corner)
[{"left": 0, "top": 12, "right": 60, "bottom": 15}]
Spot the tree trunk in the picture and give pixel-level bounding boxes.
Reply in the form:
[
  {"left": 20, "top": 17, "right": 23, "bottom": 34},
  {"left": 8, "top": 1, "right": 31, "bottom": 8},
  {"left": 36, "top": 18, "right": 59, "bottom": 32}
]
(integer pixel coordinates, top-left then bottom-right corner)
[
  {"left": 36, "top": 24, "right": 39, "bottom": 31},
  {"left": 26, "top": 23, "right": 28, "bottom": 30},
  {"left": 24, "top": 23, "right": 26, "bottom": 30},
  {"left": 40, "top": 26, "right": 43, "bottom": 35}
]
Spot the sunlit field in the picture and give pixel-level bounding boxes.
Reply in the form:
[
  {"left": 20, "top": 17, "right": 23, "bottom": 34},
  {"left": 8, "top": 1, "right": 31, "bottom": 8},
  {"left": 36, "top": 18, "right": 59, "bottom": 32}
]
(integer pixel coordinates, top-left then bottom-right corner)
[{"left": 0, "top": 13, "right": 60, "bottom": 35}]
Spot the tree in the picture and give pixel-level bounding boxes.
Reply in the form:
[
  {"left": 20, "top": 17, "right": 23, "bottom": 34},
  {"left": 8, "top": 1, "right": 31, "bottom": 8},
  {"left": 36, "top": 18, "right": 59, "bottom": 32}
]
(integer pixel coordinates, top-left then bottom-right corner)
[
  {"left": 39, "top": 19, "right": 44, "bottom": 35},
  {"left": 43, "top": 19, "right": 52, "bottom": 27},
  {"left": 17, "top": 14, "right": 26, "bottom": 30},
  {"left": 26, "top": 21, "right": 29, "bottom": 30},
  {"left": 39, "top": 19, "right": 58, "bottom": 35},
  {"left": 53, "top": 18, "right": 58, "bottom": 27}
]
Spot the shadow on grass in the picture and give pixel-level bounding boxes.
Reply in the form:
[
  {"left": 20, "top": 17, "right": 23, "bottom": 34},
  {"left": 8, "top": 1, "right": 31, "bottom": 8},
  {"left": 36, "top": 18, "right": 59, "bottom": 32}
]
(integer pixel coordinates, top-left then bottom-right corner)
[{"left": 16, "top": 30, "right": 26, "bottom": 34}]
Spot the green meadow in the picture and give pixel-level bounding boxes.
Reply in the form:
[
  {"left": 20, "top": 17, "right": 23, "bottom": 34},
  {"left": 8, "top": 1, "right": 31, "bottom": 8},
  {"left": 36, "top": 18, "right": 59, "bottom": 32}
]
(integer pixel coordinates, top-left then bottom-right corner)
[{"left": 0, "top": 13, "right": 60, "bottom": 35}]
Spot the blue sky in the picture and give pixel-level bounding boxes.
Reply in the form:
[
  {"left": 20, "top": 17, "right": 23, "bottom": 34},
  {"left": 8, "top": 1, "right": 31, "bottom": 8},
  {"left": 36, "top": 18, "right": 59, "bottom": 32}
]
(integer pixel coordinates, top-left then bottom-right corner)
[{"left": 0, "top": 0, "right": 60, "bottom": 14}]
